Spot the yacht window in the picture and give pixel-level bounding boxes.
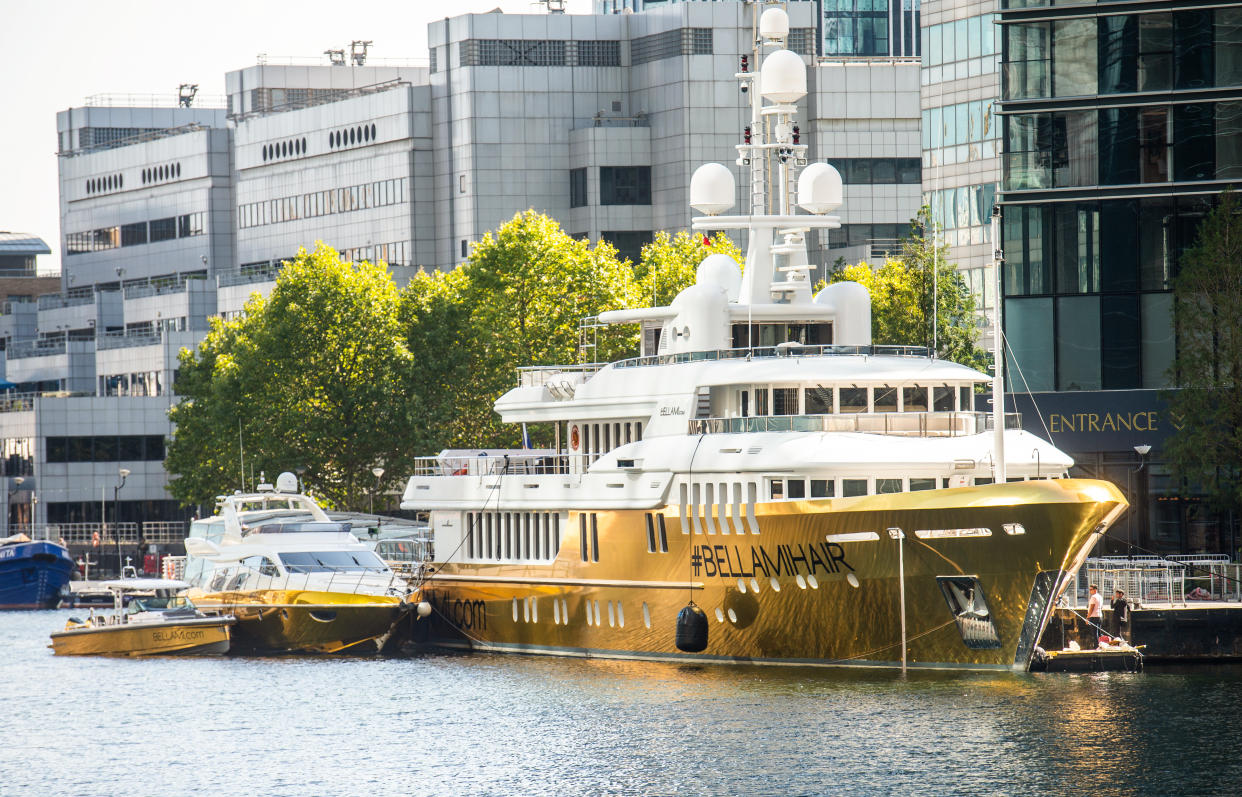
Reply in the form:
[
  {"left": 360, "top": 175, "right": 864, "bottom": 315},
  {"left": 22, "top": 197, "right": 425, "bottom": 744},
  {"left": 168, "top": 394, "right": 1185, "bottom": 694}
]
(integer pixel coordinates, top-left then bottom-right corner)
[
  {"left": 645, "top": 514, "right": 657, "bottom": 553},
  {"left": 787, "top": 479, "right": 806, "bottom": 499},
  {"left": 604, "top": 424, "right": 611, "bottom": 452},
  {"left": 770, "top": 479, "right": 784, "bottom": 499},
  {"left": 580, "top": 514, "right": 588, "bottom": 562},
  {"left": 241, "top": 555, "right": 279, "bottom": 577},
  {"left": 625, "top": 423, "right": 633, "bottom": 444},
  {"left": 466, "top": 513, "right": 475, "bottom": 557},
  {"left": 903, "top": 386, "right": 928, "bottom": 412},
  {"left": 842, "top": 479, "right": 868, "bottom": 497},
  {"left": 773, "top": 388, "right": 799, "bottom": 415},
  {"left": 910, "top": 478, "right": 937, "bottom": 491},
  {"left": 810, "top": 479, "right": 834, "bottom": 498},
  {"left": 754, "top": 388, "right": 769, "bottom": 416},
  {"left": 657, "top": 514, "right": 668, "bottom": 552},
  {"left": 874, "top": 386, "right": 898, "bottom": 413},
  {"left": 877, "top": 478, "right": 903, "bottom": 494},
  {"left": 960, "top": 386, "right": 973, "bottom": 411},
  {"left": 278, "top": 551, "right": 387, "bottom": 573},
  {"left": 933, "top": 386, "right": 955, "bottom": 412},
  {"left": 805, "top": 386, "right": 833, "bottom": 414},
  {"left": 975, "top": 477, "right": 994, "bottom": 486},
  {"left": 740, "top": 390, "right": 749, "bottom": 417},
  {"left": 839, "top": 387, "right": 867, "bottom": 413},
  {"left": 590, "top": 514, "right": 600, "bottom": 562},
  {"left": 634, "top": 422, "right": 642, "bottom": 441}
]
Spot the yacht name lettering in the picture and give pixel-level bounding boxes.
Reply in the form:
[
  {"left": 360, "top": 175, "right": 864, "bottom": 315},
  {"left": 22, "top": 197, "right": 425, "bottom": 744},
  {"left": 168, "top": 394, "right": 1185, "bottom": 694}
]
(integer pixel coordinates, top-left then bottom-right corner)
[
  {"left": 691, "top": 543, "right": 853, "bottom": 579},
  {"left": 659, "top": 406, "right": 686, "bottom": 416},
  {"left": 152, "top": 628, "right": 206, "bottom": 643},
  {"left": 428, "top": 594, "right": 488, "bottom": 630}
]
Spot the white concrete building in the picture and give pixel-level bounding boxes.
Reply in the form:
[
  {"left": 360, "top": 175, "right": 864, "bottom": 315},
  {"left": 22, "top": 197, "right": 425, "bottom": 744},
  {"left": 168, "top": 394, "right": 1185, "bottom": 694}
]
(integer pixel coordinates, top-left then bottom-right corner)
[{"left": 1, "top": 2, "right": 922, "bottom": 541}]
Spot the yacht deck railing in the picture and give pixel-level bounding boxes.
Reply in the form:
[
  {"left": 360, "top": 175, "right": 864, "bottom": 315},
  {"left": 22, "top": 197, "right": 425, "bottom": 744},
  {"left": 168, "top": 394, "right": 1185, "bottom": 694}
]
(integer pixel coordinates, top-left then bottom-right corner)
[
  {"left": 411, "top": 453, "right": 574, "bottom": 478},
  {"left": 691, "top": 411, "right": 1022, "bottom": 437},
  {"left": 614, "top": 343, "right": 931, "bottom": 370}
]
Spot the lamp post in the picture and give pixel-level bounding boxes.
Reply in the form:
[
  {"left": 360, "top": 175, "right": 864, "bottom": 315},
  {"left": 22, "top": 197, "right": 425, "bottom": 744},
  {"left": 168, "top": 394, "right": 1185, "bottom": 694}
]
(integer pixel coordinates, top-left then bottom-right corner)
[
  {"left": 371, "top": 466, "right": 385, "bottom": 515},
  {"left": 1132, "top": 445, "right": 1151, "bottom": 559},
  {"left": 114, "top": 468, "right": 129, "bottom": 576},
  {"left": 8, "top": 476, "right": 24, "bottom": 531}
]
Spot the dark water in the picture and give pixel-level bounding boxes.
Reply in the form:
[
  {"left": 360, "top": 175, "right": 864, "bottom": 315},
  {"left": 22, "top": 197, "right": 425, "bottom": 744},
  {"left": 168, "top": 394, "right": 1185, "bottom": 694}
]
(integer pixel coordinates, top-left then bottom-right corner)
[{"left": 4, "top": 610, "right": 1241, "bottom": 796}]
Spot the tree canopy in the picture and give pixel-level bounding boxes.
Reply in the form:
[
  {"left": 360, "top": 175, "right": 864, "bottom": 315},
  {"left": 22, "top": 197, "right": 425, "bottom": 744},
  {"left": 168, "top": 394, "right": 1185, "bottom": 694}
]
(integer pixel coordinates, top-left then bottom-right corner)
[
  {"left": 167, "top": 244, "right": 414, "bottom": 510},
  {"left": 829, "top": 206, "right": 987, "bottom": 371},
  {"left": 166, "top": 215, "right": 733, "bottom": 506},
  {"left": 1164, "top": 190, "right": 1242, "bottom": 509}
]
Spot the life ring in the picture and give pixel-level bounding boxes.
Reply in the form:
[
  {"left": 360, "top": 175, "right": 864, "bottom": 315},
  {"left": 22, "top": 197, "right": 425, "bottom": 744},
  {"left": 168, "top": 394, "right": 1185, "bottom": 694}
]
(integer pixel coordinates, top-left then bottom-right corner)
[{"left": 570, "top": 425, "right": 580, "bottom": 451}]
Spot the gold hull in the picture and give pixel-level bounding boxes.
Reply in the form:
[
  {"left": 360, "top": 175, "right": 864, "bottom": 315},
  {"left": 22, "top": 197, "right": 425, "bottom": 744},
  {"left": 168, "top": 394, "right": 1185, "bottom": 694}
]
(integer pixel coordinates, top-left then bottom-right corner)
[
  {"left": 420, "top": 479, "right": 1127, "bottom": 670},
  {"left": 187, "top": 589, "right": 408, "bottom": 654},
  {"left": 50, "top": 617, "right": 233, "bottom": 657}
]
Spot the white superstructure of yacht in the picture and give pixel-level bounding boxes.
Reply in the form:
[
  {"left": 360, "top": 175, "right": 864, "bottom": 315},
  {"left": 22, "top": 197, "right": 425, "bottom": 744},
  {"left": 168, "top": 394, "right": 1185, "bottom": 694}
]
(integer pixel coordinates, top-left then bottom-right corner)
[{"left": 400, "top": 7, "right": 1126, "bottom": 669}]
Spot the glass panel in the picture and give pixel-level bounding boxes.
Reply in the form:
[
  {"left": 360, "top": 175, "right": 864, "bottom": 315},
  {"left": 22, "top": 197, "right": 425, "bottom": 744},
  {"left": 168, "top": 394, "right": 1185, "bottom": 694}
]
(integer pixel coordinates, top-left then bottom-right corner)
[
  {"left": 1173, "top": 103, "right": 1215, "bottom": 181},
  {"left": 1138, "top": 198, "right": 1174, "bottom": 291},
  {"left": 1098, "top": 108, "right": 1140, "bottom": 185},
  {"left": 839, "top": 387, "right": 867, "bottom": 413},
  {"left": 1052, "top": 19, "right": 1097, "bottom": 97},
  {"left": 1138, "top": 108, "right": 1170, "bottom": 183},
  {"left": 1217, "top": 8, "right": 1242, "bottom": 86},
  {"left": 1174, "top": 10, "right": 1212, "bottom": 90},
  {"left": 842, "top": 479, "right": 868, "bottom": 498},
  {"left": 873, "top": 386, "right": 897, "bottom": 413},
  {"left": 911, "top": 478, "right": 937, "bottom": 491},
  {"left": 810, "top": 479, "right": 833, "bottom": 498},
  {"left": 876, "top": 479, "right": 902, "bottom": 494},
  {"left": 1219, "top": 102, "right": 1242, "bottom": 179},
  {"left": 1101, "top": 200, "right": 1139, "bottom": 292},
  {"left": 1139, "top": 13, "right": 1174, "bottom": 92},
  {"left": 1054, "top": 203, "right": 1099, "bottom": 294},
  {"left": 1005, "top": 298, "right": 1055, "bottom": 391},
  {"left": 787, "top": 479, "right": 806, "bottom": 499},
  {"left": 1141, "top": 293, "right": 1175, "bottom": 390},
  {"left": 1004, "top": 23, "right": 1049, "bottom": 100},
  {"left": 902, "top": 386, "right": 927, "bottom": 412},
  {"left": 1101, "top": 295, "right": 1141, "bottom": 390},
  {"left": 1003, "top": 205, "right": 1051, "bottom": 295},
  {"left": 804, "top": 386, "right": 833, "bottom": 415},
  {"left": 1057, "top": 296, "right": 1101, "bottom": 391},
  {"left": 772, "top": 387, "right": 798, "bottom": 416},
  {"left": 933, "top": 386, "right": 954, "bottom": 412},
  {"left": 1098, "top": 15, "right": 1137, "bottom": 94}
]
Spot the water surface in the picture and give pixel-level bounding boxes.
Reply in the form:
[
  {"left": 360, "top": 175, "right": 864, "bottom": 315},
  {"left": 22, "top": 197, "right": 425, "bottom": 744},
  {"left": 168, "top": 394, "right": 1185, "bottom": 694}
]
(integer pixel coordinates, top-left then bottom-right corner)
[{"left": 4, "top": 610, "right": 1239, "bottom": 795}]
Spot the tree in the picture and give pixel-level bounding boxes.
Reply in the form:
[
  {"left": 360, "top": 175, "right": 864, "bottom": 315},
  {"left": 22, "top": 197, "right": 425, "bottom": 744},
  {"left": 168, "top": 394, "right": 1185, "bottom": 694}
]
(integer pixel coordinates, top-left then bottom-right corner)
[
  {"left": 632, "top": 230, "right": 742, "bottom": 307},
  {"left": 1165, "top": 190, "right": 1242, "bottom": 510},
  {"left": 406, "top": 211, "right": 641, "bottom": 449},
  {"left": 167, "top": 244, "right": 414, "bottom": 510},
  {"left": 829, "top": 206, "right": 987, "bottom": 371}
]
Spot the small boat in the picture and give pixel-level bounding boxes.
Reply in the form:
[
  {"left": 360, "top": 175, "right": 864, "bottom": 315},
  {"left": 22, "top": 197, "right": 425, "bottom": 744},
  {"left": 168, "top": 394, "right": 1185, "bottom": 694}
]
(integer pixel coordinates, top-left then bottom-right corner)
[
  {"left": 1030, "top": 641, "right": 1145, "bottom": 673},
  {"left": 181, "top": 473, "right": 424, "bottom": 654},
  {"left": 49, "top": 579, "right": 234, "bottom": 656},
  {"left": 1, "top": 533, "right": 77, "bottom": 609}
]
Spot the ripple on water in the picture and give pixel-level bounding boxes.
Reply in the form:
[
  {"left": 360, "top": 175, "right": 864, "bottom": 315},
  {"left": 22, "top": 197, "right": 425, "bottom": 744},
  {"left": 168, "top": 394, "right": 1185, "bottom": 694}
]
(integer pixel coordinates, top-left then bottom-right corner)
[{"left": 4, "top": 610, "right": 1242, "bottom": 796}]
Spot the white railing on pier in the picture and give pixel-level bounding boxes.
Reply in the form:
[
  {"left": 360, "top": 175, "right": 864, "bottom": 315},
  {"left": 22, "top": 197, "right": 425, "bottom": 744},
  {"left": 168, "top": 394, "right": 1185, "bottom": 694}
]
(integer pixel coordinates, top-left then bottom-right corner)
[
  {"left": 10, "top": 521, "right": 188, "bottom": 545},
  {"left": 1071, "top": 556, "right": 1242, "bottom": 608}
]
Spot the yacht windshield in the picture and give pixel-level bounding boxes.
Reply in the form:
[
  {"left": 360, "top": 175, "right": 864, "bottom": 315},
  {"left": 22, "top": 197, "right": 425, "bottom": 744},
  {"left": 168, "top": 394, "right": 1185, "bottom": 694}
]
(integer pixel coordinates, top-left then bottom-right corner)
[
  {"left": 278, "top": 551, "right": 389, "bottom": 573},
  {"left": 127, "top": 595, "right": 192, "bottom": 613}
]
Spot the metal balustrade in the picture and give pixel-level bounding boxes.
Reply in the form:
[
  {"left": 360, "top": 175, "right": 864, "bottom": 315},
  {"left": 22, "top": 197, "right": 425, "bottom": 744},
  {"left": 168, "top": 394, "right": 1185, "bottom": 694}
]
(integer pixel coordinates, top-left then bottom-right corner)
[{"left": 690, "top": 411, "right": 1022, "bottom": 437}]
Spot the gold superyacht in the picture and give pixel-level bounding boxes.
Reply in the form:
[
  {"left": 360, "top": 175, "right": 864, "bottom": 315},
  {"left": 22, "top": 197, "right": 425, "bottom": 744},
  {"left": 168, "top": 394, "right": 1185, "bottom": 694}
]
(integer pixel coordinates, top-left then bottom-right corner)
[{"left": 400, "top": 7, "right": 1127, "bottom": 670}]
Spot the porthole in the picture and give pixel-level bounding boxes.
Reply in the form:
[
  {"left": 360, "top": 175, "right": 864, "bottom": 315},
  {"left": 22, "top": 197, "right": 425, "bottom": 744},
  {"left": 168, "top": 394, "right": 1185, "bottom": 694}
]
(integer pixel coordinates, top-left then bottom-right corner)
[
  {"left": 370, "top": 123, "right": 376, "bottom": 140},
  {"left": 261, "top": 147, "right": 267, "bottom": 161},
  {"left": 349, "top": 127, "right": 356, "bottom": 145},
  {"left": 607, "top": 601, "right": 615, "bottom": 627},
  {"left": 714, "top": 607, "right": 725, "bottom": 623},
  {"left": 512, "top": 598, "right": 518, "bottom": 622},
  {"left": 769, "top": 576, "right": 781, "bottom": 592},
  {"left": 727, "top": 608, "right": 738, "bottom": 623},
  {"left": 847, "top": 573, "right": 860, "bottom": 588},
  {"left": 642, "top": 601, "right": 651, "bottom": 628},
  {"left": 356, "top": 125, "right": 362, "bottom": 143},
  {"left": 585, "top": 602, "right": 593, "bottom": 626},
  {"left": 749, "top": 578, "right": 760, "bottom": 593},
  {"left": 175, "top": 162, "right": 181, "bottom": 177},
  {"left": 617, "top": 602, "right": 624, "bottom": 628},
  {"left": 736, "top": 578, "right": 747, "bottom": 594},
  {"left": 531, "top": 598, "right": 538, "bottom": 623},
  {"left": 796, "top": 574, "right": 807, "bottom": 589},
  {"left": 363, "top": 125, "right": 369, "bottom": 141},
  {"left": 119, "top": 174, "right": 123, "bottom": 188},
  {"left": 807, "top": 574, "right": 819, "bottom": 589},
  {"left": 523, "top": 598, "right": 530, "bottom": 623},
  {"left": 327, "top": 133, "right": 334, "bottom": 148},
  {"left": 301, "top": 136, "right": 306, "bottom": 153}
]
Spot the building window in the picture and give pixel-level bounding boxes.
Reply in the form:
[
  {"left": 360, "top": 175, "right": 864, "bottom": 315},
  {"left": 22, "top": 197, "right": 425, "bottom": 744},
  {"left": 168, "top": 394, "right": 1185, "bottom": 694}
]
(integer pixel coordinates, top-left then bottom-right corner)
[
  {"left": 569, "top": 168, "right": 587, "bottom": 208},
  {"left": 120, "top": 222, "right": 147, "bottom": 247},
  {"left": 600, "top": 231, "right": 650, "bottom": 265},
  {"left": 577, "top": 40, "right": 621, "bottom": 67},
  {"left": 473, "top": 39, "right": 567, "bottom": 67},
  {"left": 599, "top": 166, "right": 651, "bottom": 205}
]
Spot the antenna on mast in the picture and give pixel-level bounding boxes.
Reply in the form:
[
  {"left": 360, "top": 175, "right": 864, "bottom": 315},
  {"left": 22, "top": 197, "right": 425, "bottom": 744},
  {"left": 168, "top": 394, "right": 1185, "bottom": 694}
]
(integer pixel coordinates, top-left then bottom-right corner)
[{"left": 350, "top": 40, "right": 373, "bottom": 66}]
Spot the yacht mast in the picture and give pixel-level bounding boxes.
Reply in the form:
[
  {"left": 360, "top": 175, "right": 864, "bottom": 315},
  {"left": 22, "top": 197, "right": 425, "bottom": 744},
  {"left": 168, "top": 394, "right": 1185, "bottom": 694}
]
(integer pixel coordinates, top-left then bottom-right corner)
[{"left": 991, "top": 205, "right": 1006, "bottom": 482}]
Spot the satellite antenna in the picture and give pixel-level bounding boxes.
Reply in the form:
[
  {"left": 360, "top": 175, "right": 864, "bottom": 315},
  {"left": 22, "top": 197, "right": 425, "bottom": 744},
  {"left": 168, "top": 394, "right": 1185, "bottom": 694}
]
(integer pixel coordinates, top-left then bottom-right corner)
[
  {"left": 178, "top": 84, "right": 199, "bottom": 108},
  {"left": 325, "top": 49, "right": 346, "bottom": 66},
  {"left": 350, "top": 40, "right": 373, "bottom": 66},
  {"left": 536, "top": 0, "right": 566, "bottom": 13}
]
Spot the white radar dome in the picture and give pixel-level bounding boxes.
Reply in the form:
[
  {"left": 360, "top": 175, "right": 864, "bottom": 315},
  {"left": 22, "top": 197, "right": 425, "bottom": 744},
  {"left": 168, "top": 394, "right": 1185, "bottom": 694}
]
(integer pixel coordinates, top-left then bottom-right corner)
[
  {"left": 696, "top": 253, "right": 742, "bottom": 302},
  {"left": 276, "top": 472, "right": 299, "bottom": 493},
  {"left": 760, "top": 49, "right": 807, "bottom": 104},
  {"left": 759, "top": 8, "right": 790, "bottom": 40},
  {"left": 798, "top": 162, "right": 844, "bottom": 214},
  {"left": 689, "top": 162, "right": 736, "bottom": 215}
]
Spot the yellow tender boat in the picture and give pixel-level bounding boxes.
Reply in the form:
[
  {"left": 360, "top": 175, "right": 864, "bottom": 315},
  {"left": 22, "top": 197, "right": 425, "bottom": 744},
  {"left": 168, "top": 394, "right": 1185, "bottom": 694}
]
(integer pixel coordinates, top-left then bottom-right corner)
[{"left": 50, "top": 579, "right": 234, "bottom": 657}]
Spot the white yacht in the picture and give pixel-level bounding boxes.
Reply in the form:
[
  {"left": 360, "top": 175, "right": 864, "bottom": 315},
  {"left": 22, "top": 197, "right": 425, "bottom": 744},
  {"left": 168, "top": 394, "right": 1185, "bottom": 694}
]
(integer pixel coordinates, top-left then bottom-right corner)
[
  {"left": 182, "top": 473, "right": 419, "bottom": 653},
  {"left": 399, "top": 7, "right": 1126, "bottom": 670}
]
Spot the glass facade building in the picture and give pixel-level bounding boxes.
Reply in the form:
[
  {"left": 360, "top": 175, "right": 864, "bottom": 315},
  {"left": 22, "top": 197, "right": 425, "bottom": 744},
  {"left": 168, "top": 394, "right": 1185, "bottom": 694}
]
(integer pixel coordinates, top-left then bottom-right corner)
[{"left": 998, "top": 2, "right": 1242, "bottom": 557}]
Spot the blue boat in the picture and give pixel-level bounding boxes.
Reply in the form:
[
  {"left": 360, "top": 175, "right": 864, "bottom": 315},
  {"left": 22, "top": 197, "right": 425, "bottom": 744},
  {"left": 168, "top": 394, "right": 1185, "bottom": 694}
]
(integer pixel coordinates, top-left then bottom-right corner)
[{"left": 0, "top": 536, "right": 77, "bottom": 609}]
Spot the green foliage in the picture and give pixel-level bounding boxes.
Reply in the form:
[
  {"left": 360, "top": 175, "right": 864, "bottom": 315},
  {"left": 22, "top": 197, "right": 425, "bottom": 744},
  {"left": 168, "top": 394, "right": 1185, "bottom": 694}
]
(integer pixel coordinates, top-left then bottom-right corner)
[
  {"left": 633, "top": 230, "right": 742, "bottom": 306},
  {"left": 1164, "top": 190, "right": 1242, "bottom": 509},
  {"left": 830, "top": 206, "right": 987, "bottom": 371},
  {"left": 167, "top": 244, "right": 413, "bottom": 510}
]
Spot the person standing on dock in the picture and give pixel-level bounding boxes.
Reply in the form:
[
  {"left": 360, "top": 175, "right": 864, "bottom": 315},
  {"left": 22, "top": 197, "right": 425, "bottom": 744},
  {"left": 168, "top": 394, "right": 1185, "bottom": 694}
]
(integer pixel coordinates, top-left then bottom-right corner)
[
  {"left": 1111, "top": 590, "right": 1130, "bottom": 642},
  {"left": 1086, "top": 585, "right": 1104, "bottom": 648}
]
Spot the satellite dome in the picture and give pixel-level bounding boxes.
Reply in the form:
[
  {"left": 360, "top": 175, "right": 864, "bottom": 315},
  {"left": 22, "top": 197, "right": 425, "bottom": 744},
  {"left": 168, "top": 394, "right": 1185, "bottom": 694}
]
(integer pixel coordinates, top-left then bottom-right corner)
[
  {"left": 798, "top": 162, "right": 843, "bottom": 214},
  {"left": 696, "top": 253, "right": 742, "bottom": 302},
  {"left": 689, "top": 162, "right": 736, "bottom": 215},
  {"left": 760, "top": 49, "right": 806, "bottom": 104},
  {"left": 759, "top": 8, "right": 790, "bottom": 40}
]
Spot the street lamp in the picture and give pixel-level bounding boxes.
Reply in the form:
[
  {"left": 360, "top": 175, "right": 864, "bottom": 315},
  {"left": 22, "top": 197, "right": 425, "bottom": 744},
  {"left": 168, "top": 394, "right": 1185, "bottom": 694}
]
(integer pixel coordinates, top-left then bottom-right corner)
[
  {"left": 114, "top": 468, "right": 130, "bottom": 576},
  {"left": 370, "top": 466, "right": 385, "bottom": 515}
]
